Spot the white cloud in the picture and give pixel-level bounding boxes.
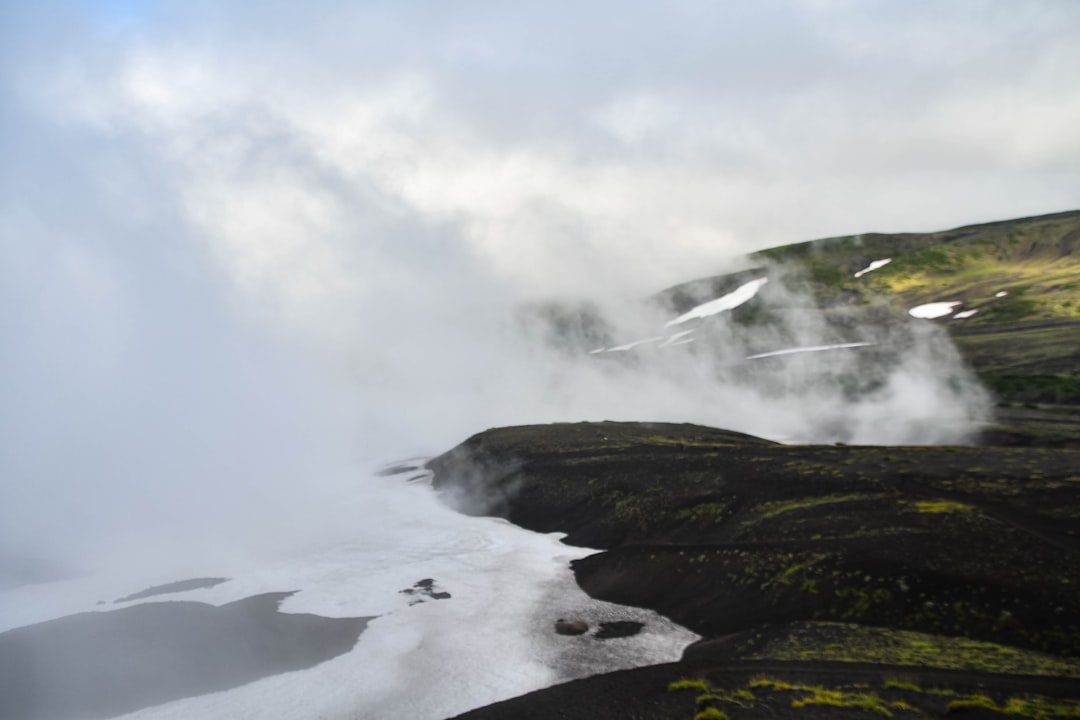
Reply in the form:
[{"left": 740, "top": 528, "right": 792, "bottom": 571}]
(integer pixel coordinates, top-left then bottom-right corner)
[
  {"left": 592, "top": 93, "right": 680, "bottom": 144},
  {"left": 0, "top": 0, "right": 1070, "bottom": 568}
]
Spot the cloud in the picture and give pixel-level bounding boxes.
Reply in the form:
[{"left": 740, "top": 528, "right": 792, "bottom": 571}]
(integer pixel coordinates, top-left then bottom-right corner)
[{"left": 0, "top": 0, "right": 1071, "bottom": 568}]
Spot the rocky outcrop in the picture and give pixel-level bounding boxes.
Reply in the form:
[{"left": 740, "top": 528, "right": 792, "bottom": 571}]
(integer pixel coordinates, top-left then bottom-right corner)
[{"left": 432, "top": 421, "right": 1080, "bottom": 719}]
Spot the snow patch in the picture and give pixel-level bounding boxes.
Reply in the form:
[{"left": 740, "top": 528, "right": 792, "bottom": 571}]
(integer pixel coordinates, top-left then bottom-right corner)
[
  {"left": 995, "top": 291, "right": 1009, "bottom": 298},
  {"left": 908, "top": 302, "right": 961, "bottom": 319},
  {"left": 953, "top": 309, "right": 978, "bottom": 319},
  {"left": 746, "top": 342, "right": 874, "bottom": 360},
  {"left": 659, "top": 330, "right": 695, "bottom": 347},
  {"left": 605, "top": 336, "right": 665, "bottom": 352},
  {"left": 853, "top": 258, "right": 892, "bottom": 278},
  {"left": 0, "top": 477, "right": 697, "bottom": 720},
  {"left": 665, "top": 277, "right": 768, "bottom": 327}
]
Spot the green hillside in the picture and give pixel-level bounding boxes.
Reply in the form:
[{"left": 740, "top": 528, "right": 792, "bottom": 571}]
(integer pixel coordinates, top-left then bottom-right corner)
[
  {"left": 753, "top": 209, "right": 1080, "bottom": 325},
  {"left": 655, "top": 210, "right": 1080, "bottom": 446}
]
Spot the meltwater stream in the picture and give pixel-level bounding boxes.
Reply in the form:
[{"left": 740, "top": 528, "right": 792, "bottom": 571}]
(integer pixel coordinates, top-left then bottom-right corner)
[{"left": 0, "top": 467, "right": 697, "bottom": 720}]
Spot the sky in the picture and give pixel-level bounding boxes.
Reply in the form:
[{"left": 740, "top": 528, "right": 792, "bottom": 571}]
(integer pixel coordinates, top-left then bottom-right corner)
[{"left": 1, "top": 0, "right": 1079, "bottom": 568}]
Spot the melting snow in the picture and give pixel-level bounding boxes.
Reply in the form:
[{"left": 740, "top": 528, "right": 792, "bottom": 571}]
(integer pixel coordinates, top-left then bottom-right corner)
[
  {"left": 853, "top": 258, "right": 892, "bottom": 278},
  {"left": 746, "top": 342, "right": 874, "bottom": 360},
  {"left": 605, "top": 336, "right": 665, "bottom": 352},
  {"left": 953, "top": 309, "right": 979, "bottom": 319},
  {"left": 995, "top": 291, "right": 1009, "bottom": 298},
  {"left": 908, "top": 302, "right": 961, "bottom": 319},
  {"left": 665, "top": 277, "right": 768, "bottom": 327},
  {"left": 0, "top": 476, "right": 696, "bottom": 720},
  {"left": 659, "top": 330, "right": 695, "bottom": 347}
]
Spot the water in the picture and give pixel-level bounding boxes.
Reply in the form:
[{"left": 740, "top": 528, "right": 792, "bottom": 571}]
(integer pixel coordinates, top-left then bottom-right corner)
[{"left": 0, "top": 471, "right": 696, "bottom": 720}]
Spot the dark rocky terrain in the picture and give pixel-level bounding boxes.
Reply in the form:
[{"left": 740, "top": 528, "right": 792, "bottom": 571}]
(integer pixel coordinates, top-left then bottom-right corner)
[{"left": 432, "top": 421, "right": 1080, "bottom": 719}]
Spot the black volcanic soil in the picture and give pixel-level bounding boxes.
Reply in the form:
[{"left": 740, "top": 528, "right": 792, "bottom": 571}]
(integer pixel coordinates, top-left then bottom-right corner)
[
  {"left": 431, "top": 421, "right": 1080, "bottom": 719},
  {"left": 0, "top": 592, "right": 371, "bottom": 720},
  {"left": 453, "top": 660, "right": 1080, "bottom": 720}
]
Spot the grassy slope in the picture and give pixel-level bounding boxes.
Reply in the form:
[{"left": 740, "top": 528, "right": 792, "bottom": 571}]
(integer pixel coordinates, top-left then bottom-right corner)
[
  {"left": 751, "top": 210, "right": 1080, "bottom": 326},
  {"left": 656, "top": 210, "right": 1080, "bottom": 444}
]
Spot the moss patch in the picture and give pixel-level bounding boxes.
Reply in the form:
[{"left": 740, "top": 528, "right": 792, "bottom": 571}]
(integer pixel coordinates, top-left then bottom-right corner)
[
  {"left": 913, "top": 500, "right": 975, "bottom": 514},
  {"left": 741, "top": 622, "right": 1080, "bottom": 678},
  {"left": 750, "top": 494, "right": 874, "bottom": 520},
  {"left": 671, "top": 674, "right": 1080, "bottom": 720}
]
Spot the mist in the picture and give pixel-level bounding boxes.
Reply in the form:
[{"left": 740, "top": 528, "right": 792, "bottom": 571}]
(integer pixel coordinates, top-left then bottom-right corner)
[{"left": 2, "top": 0, "right": 1078, "bottom": 578}]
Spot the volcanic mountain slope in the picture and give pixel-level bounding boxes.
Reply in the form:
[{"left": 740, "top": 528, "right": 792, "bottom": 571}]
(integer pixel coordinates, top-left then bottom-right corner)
[
  {"left": 442, "top": 213, "right": 1080, "bottom": 717},
  {"left": 653, "top": 210, "right": 1080, "bottom": 446},
  {"left": 530, "top": 210, "right": 1080, "bottom": 446},
  {"left": 653, "top": 209, "right": 1080, "bottom": 328},
  {"left": 432, "top": 421, "right": 1080, "bottom": 720}
]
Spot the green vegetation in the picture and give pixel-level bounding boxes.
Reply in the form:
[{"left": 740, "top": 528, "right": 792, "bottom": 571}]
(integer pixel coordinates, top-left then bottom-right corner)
[
  {"left": 672, "top": 673, "right": 1080, "bottom": 720},
  {"left": 742, "top": 623, "right": 1080, "bottom": 677},
  {"left": 677, "top": 502, "right": 729, "bottom": 523},
  {"left": 983, "top": 375, "right": 1080, "bottom": 404},
  {"left": 944, "top": 694, "right": 1080, "bottom": 719},
  {"left": 984, "top": 292, "right": 1041, "bottom": 323},
  {"left": 666, "top": 211, "right": 1080, "bottom": 447},
  {"left": 946, "top": 694, "right": 999, "bottom": 713},
  {"left": 745, "top": 211, "right": 1080, "bottom": 328},
  {"left": 858, "top": 234, "right": 1080, "bottom": 326},
  {"left": 673, "top": 676, "right": 900, "bottom": 718},
  {"left": 751, "top": 493, "right": 872, "bottom": 520},
  {"left": 951, "top": 325, "right": 1080, "bottom": 378},
  {"left": 791, "top": 688, "right": 895, "bottom": 716},
  {"left": 999, "top": 696, "right": 1080, "bottom": 719},
  {"left": 835, "top": 587, "right": 894, "bottom": 618},
  {"left": 669, "top": 679, "right": 751, "bottom": 720},
  {"left": 749, "top": 676, "right": 900, "bottom": 716},
  {"left": 913, "top": 500, "right": 974, "bottom": 514},
  {"left": 881, "top": 677, "right": 922, "bottom": 692},
  {"left": 693, "top": 709, "right": 728, "bottom": 720}
]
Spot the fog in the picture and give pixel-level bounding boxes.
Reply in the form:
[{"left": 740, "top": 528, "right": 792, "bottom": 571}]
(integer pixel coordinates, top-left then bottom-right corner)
[{"left": 2, "top": 1, "right": 1079, "bottom": 576}]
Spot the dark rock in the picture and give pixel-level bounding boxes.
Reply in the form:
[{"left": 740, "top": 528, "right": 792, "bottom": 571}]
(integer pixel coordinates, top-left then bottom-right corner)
[
  {"left": 593, "top": 621, "right": 644, "bottom": 639},
  {"left": 401, "top": 579, "right": 450, "bottom": 604},
  {"left": 375, "top": 463, "right": 420, "bottom": 477},
  {"left": 554, "top": 619, "right": 589, "bottom": 636},
  {"left": 680, "top": 629, "right": 761, "bottom": 663}
]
